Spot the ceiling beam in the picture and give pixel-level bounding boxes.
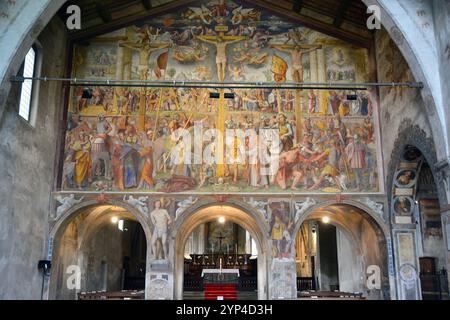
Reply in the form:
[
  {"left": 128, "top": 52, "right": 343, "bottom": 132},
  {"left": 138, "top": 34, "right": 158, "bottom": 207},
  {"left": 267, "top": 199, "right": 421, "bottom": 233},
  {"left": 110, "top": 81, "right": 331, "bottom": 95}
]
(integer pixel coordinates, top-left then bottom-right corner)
[
  {"left": 142, "top": 0, "right": 152, "bottom": 10},
  {"left": 242, "top": 0, "right": 372, "bottom": 48},
  {"left": 95, "top": 1, "right": 112, "bottom": 23},
  {"left": 292, "top": 0, "right": 303, "bottom": 13},
  {"left": 333, "top": 0, "right": 352, "bottom": 28},
  {"left": 69, "top": 0, "right": 199, "bottom": 41}
]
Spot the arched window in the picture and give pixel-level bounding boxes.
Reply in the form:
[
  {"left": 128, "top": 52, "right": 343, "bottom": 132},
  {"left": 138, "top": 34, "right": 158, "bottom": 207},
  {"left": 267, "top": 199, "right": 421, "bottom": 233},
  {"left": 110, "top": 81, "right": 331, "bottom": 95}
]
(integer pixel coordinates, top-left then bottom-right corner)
[{"left": 18, "top": 46, "right": 39, "bottom": 122}]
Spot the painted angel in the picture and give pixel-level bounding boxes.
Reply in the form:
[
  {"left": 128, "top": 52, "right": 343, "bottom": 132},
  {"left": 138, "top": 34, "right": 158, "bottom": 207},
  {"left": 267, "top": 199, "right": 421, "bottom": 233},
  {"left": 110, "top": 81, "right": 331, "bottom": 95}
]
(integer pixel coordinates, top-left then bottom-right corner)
[
  {"left": 231, "top": 6, "right": 260, "bottom": 25},
  {"left": 175, "top": 197, "right": 198, "bottom": 219},
  {"left": 294, "top": 198, "right": 316, "bottom": 222},
  {"left": 56, "top": 195, "right": 84, "bottom": 217},
  {"left": 124, "top": 195, "right": 149, "bottom": 215},
  {"left": 186, "top": 5, "right": 213, "bottom": 25}
]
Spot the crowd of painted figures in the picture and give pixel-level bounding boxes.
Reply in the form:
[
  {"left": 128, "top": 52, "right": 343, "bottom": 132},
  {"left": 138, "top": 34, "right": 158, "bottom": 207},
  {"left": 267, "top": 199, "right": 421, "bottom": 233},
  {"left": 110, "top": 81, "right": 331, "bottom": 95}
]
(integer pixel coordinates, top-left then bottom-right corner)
[
  {"left": 74, "top": 86, "right": 372, "bottom": 117},
  {"left": 62, "top": 1, "right": 378, "bottom": 193},
  {"left": 63, "top": 99, "right": 377, "bottom": 193}
]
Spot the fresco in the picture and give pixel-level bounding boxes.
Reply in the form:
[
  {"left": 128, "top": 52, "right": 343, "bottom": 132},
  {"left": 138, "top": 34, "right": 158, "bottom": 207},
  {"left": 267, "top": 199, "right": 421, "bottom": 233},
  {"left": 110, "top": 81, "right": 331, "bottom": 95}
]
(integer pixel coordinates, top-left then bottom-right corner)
[
  {"left": 62, "top": 0, "right": 380, "bottom": 193},
  {"left": 269, "top": 201, "right": 295, "bottom": 260}
]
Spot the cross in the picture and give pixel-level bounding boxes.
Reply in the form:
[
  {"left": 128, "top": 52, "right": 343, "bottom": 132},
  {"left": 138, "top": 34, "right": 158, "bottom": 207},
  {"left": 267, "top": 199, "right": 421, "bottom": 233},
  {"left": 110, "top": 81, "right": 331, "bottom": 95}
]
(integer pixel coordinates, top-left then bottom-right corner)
[
  {"left": 196, "top": 26, "right": 247, "bottom": 176},
  {"left": 119, "top": 37, "right": 171, "bottom": 131},
  {"left": 215, "top": 232, "right": 226, "bottom": 253},
  {"left": 195, "top": 27, "right": 247, "bottom": 82},
  {"left": 270, "top": 44, "right": 322, "bottom": 140}
]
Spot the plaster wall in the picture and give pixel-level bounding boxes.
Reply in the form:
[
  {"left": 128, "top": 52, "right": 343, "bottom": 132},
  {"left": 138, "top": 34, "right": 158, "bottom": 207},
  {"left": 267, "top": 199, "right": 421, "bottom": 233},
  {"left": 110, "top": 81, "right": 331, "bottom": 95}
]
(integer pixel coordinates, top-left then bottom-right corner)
[
  {"left": 336, "top": 229, "right": 360, "bottom": 294},
  {"left": 0, "top": 17, "right": 66, "bottom": 299},
  {"left": 375, "top": 28, "right": 434, "bottom": 181}
]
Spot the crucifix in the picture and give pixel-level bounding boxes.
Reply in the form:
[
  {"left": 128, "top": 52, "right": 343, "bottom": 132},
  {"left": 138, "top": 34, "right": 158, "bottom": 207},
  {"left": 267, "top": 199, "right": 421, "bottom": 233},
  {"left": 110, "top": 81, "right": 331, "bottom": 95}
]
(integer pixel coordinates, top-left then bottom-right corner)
[
  {"left": 119, "top": 38, "right": 171, "bottom": 131},
  {"left": 215, "top": 232, "right": 226, "bottom": 253},
  {"left": 196, "top": 26, "right": 247, "bottom": 176},
  {"left": 195, "top": 29, "right": 247, "bottom": 82},
  {"left": 270, "top": 44, "right": 322, "bottom": 140}
]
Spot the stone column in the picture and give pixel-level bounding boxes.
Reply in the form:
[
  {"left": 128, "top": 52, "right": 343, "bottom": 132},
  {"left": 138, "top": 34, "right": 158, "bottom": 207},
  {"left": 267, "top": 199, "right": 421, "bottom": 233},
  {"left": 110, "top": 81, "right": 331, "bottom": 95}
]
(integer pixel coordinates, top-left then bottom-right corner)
[
  {"left": 316, "top": 48, "right": 326, "bottom": 82},
  {"left": 115, "top": 47, "right": 125, "bottom": 80},
  {"left": 123, "top": 27, "right": 133, "bottom": 81},
  {"left": 441, "top": 210, "right": 450, "bottom": 290},
  {"left": 392, "top": 229, "right": 422, "bottom": 300},
  {"left": 246, "top": 231, "right": 252, "bottom": 254},
  {"left": 197, "top": 224, "right": 206, "bottom": 254},
  {"left": 145, "top": 200, "right": 175, "bottom": 300},
  {"left": 309, "top": 50, "right": 318, "bottom": 82},
  {"left": 435, "top": 159, "right": 450, "bottom": 289},
  {"left": 268, "top": 241, "right": 297, "bottom": 300},
  {"left": 268, "top": 201, "right": 297, "bottom": 300}
]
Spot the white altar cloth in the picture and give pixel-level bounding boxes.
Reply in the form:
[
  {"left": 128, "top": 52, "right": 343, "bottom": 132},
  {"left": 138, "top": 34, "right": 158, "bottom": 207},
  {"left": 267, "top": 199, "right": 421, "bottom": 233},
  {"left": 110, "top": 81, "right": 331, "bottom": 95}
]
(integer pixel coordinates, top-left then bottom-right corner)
[{"left": 201, "top": 269, "right": 240, "bottom": 277}]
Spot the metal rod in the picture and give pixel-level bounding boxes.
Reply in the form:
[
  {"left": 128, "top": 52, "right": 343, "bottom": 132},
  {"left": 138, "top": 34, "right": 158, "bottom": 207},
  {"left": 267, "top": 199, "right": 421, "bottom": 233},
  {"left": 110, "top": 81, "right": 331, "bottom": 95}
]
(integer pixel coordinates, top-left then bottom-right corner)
[
  {"left": 10, "top": 75, "right": 423, "bottom": 89},
  {"left": 71, "top": 83, "right": 368, "bottom": 91}
]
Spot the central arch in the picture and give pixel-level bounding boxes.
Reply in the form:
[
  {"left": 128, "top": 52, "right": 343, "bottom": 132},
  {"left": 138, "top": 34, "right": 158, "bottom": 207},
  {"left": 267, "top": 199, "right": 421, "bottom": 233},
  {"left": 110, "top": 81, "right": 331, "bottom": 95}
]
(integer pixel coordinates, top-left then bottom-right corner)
[{"left": 172, "top": 201, "right": 269, "bottom": 300}]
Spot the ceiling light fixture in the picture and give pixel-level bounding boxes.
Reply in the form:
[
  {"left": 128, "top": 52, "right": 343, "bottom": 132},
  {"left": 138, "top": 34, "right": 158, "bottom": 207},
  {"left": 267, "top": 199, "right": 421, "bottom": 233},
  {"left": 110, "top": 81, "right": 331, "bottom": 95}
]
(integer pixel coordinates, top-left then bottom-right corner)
[{"left": 322, "top": 216, "right": 330, "bottom": 224}]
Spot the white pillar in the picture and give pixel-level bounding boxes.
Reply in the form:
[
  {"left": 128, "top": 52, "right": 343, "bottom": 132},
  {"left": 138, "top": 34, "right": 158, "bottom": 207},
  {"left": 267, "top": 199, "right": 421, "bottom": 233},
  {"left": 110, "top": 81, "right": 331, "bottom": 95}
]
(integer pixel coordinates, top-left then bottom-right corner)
[
  {"left": 245, "top": 231, "right": 252, "bottom": 254},
  {"left": 316, "top": 48, "right": 326, "bottom": 82},
  {"left": 310, "top": 50, "right": 318, "bottom": 82}
]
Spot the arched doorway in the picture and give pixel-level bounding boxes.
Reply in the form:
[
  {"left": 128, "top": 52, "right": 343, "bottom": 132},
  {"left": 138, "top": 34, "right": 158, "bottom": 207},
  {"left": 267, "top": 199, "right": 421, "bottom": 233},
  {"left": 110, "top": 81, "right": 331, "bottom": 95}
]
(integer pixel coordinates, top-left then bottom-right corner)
[
  {"left": 294, "top": 203, "right": 389, "bottom": 300},
  {"left": 173, "top": 203, "right": 268, "bottom": 300},
  {"left": 391, "top": 145, "right": 449, "bottom": 300},
  {"left": 48, "top": 202, "right": 151, "bottom": 300}
]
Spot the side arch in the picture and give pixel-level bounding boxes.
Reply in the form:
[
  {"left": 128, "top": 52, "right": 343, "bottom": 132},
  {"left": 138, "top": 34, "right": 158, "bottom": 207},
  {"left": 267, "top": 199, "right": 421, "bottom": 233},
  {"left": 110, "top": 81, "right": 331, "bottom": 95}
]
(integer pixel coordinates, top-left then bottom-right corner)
[
  {"left": 46, "top": 199, "right": 153, "bottom": 300},
  {"left": 293, "top": 199, "right": 389, "bottom": 240},
  {"left": 49, "top": 199, "right": 152, "bottom": 242},
  {"left": 292, "top": 199, "right": 391, "bottom": 299}
]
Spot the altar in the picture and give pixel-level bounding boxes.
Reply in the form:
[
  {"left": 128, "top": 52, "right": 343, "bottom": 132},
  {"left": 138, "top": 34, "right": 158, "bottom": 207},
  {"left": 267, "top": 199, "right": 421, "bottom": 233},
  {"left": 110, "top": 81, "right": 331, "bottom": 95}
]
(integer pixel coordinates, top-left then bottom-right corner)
[
  {"left": 201, "top": 269, "right": 240, "bottom": 284},
  {"left": 201, "top": 269, "right": 240, "bottom": 300}
]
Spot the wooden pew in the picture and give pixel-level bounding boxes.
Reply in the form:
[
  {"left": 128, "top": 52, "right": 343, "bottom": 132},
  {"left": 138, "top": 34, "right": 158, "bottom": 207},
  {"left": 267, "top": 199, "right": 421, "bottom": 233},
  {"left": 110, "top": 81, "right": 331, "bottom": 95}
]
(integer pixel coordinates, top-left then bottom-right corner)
[
  {"left": 78, "top": 290, "right": 144, "bottom": 300},
  {"left": 298, "top": 291, "right": 365, "bottom": 300}
]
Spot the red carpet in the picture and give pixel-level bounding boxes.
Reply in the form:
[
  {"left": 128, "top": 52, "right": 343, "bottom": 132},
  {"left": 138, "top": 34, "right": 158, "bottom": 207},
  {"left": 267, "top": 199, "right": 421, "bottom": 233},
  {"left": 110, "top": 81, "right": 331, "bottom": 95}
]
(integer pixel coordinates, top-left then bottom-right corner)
[{"left": 204, "top": 284, "right": 238, "bottom": 300}]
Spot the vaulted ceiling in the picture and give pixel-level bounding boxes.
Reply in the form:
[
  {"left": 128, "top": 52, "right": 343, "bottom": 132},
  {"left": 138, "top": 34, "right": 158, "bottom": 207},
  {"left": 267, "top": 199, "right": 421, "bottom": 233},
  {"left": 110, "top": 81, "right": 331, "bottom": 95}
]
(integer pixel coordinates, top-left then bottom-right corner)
[{"left": 59, "top": 0, "right": 373, "bottom": 46}]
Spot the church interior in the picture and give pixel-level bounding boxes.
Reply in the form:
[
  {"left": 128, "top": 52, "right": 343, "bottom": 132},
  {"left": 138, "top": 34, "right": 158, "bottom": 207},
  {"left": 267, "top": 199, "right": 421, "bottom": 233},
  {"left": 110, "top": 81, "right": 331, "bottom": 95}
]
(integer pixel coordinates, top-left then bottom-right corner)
[{"left": 0, "top": 0, "right": 450, "bottom": 301}]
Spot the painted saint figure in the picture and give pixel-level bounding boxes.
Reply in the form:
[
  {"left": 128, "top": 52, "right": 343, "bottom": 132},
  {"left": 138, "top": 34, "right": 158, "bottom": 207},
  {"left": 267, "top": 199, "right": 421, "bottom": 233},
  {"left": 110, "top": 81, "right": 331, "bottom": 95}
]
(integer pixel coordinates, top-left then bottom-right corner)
[
  {"left": 138, "top": 131, "right": 155, "bottom": 189},
  {"left": 345, "top": 134, "right": 367, "bottom": 190},
  {"left": 72, "top": 132, "right": 92, "bottom": 190}
]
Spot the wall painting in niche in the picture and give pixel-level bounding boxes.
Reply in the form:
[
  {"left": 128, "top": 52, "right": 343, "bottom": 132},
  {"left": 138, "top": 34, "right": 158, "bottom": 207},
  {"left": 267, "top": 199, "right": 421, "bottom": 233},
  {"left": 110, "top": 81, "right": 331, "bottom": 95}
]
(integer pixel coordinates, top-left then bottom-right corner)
[{"left": 62, "top": 0, "right": 381, "bottom": 194}]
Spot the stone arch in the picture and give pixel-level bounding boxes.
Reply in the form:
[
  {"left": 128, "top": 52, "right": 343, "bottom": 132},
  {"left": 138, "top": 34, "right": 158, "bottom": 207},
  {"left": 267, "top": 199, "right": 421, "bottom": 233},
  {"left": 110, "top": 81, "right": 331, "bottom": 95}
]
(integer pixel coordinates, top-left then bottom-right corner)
[
  {"left": 46, "top": 199, "right": 153, "bottom": 300},
  {"left": 50, "top": 199, "right": 152, "bottom": 242},
  {"left": 292, "top": 200, "right": 391, "bottom": 298},
  {"left": 293, "top": 199, "right": 389, "bottom": 240},
  {"left": 172, "top": 199, "right": 269, "bottom": 300},
  {"left": 387, "top": 119, "right": 446, "bottom": 208},
  {"left": 388, "top": 126, "right": 449, "bottom": 299},
  {"left": 362, "top": 0, "right": 448, "bottom": 161}
]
